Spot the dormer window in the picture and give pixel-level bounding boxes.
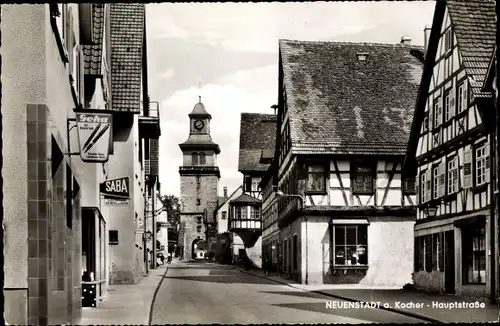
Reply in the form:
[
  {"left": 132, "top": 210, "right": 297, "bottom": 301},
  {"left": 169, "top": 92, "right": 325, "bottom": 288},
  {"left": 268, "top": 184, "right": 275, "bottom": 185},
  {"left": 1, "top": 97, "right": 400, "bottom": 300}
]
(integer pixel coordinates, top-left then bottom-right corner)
[{"left": 356, "top": 52, "right": 369, "bottom": 62}]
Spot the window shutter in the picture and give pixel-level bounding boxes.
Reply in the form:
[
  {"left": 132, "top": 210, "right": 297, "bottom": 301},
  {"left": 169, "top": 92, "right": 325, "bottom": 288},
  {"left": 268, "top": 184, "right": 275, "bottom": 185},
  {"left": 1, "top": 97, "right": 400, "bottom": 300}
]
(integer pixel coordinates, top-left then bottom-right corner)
[
  {"left": 439, "top": 163, "right": 446, "bottom": 197},
  {"left": 463, "top": 148, "right": 473, "bottom": 189},
  {"left": 449, "top": 90, "right": 456, "bottom": 118},
  {"left": 415, "top": 175, "right": 420, "bottom": 205},
  {"left": 485, "top": 144, "right": 491, "bottom": 183},
  {"left": 425, "top": 169, "right": 432, "bottom": 202},
  {"left": 462, "top": 82, "right": 468, "bottom": 111},
  {"left": 437, "top": 101, "right": 443, "bottom": 126}
]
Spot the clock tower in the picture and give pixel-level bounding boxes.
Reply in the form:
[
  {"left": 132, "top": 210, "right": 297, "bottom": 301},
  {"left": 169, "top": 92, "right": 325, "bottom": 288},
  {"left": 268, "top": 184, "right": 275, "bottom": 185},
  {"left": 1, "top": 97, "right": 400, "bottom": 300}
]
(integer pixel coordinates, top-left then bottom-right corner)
[{"left": 178, "top": 97, "right": 221, "bottom": 260}]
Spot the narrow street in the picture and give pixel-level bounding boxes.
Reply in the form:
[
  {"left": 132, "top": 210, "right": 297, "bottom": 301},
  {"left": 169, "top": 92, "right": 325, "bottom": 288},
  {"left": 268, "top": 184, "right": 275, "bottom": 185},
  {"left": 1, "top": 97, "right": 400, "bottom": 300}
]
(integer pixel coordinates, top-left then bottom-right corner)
[{"left": 150, "top": 261, "right": 428, "bottom": 324}]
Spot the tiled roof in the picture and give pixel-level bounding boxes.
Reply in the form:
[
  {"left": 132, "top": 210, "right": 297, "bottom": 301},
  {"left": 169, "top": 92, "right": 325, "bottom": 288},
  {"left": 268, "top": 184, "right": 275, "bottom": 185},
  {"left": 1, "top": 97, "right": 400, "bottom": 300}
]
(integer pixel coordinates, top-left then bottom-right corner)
[
  {"left": 280, "top": 40, "right": 424, "bottom": 156},
  {"left": 83, "top": 4, "right": 104, "bottom": 76},
  {"left": 447, "top": 0, "right": 496, "bottom": 96},
  {"left": 238, "top": 113, "right": 277, "bottom": 172},
  {"left": 230, "top": 193, "right": 261, "bottom": 205},
  {"left": 110, "top": 3, "right": 144, "bottom": 113}
]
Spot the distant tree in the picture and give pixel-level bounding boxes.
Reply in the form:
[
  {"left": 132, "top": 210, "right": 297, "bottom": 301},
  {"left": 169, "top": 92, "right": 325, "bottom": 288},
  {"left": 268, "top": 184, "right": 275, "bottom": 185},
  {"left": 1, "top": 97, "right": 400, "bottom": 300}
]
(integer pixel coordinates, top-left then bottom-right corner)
[{"left": 160, "top": 194, "right": 181, "bottom": 232}]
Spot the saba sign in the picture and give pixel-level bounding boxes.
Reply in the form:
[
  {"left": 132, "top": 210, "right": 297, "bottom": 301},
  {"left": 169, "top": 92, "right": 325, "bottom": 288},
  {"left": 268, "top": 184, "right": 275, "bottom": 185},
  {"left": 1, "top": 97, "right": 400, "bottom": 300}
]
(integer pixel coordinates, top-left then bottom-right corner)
[{"left": 100, "top": 177, "right": 130, "bottom": 199}]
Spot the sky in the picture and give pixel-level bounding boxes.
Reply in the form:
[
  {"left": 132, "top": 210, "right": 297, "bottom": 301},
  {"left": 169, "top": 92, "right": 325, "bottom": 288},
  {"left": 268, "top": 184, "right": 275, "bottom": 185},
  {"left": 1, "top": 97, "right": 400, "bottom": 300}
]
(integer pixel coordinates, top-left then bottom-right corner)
[{"left": 146, "top": 1, "right": 436, "bottom": 198}]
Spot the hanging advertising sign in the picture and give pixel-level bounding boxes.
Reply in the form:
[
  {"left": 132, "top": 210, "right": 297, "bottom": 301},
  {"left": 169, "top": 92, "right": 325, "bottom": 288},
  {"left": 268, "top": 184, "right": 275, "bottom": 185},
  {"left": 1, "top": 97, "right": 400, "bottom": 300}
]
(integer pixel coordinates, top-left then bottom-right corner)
[
  {"left": 100, "top": 177, "right": 130, "bottom": 199},
  {"left": 76, "top": 112, "right": 113, "bottom": 163}
]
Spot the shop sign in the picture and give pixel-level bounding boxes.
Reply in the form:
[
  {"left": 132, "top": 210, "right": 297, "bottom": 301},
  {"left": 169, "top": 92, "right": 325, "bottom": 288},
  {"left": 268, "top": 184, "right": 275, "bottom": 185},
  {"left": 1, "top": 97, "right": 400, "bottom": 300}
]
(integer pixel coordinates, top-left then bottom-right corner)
[
  {"left": 100, "top": 177, "right": 130, "bottom": 199},
  {"left": 76, "top": 112, "right": 113, "bottom": 163},
  {"left": 104, "top": 198, "right": 130, "bottom": 205}
]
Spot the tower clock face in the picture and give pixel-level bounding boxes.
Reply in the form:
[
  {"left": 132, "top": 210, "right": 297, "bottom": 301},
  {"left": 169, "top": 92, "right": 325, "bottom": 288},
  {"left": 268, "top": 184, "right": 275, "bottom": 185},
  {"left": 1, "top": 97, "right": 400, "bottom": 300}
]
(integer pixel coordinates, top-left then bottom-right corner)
[{"left": 194, "top": 120, "right": 205, "bottom": 130}]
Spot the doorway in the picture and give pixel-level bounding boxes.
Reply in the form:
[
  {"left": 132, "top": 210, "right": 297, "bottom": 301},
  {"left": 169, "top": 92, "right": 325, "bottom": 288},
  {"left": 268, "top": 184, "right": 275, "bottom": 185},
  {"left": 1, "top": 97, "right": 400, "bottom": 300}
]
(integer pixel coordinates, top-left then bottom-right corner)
[
  {"left": 191, "top": 239, "right": 206, "bottom": 260},
  {"left": 444, "top": 230, "right": 455, "bottom": 294}
]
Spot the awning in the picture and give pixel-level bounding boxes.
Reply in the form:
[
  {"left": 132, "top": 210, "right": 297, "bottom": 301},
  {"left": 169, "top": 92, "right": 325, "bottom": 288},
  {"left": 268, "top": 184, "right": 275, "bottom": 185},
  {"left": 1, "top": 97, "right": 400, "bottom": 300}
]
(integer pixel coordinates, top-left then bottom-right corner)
[
  {"left": 453, "top": 215, "right": 486, "bottom": 228},
  {"left": 330, "top": 218, "right": 370, "bottom": 225}
]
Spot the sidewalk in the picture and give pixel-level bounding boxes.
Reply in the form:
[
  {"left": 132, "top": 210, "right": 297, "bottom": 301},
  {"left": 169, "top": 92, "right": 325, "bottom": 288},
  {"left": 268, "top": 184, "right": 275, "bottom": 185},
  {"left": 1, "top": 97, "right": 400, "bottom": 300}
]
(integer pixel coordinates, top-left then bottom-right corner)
[
  {"left": 76, "top": 264, "right": 169, "bottom": 325},
  {"left": 238, "top": 267, "right": 500, "bottom": 324}
]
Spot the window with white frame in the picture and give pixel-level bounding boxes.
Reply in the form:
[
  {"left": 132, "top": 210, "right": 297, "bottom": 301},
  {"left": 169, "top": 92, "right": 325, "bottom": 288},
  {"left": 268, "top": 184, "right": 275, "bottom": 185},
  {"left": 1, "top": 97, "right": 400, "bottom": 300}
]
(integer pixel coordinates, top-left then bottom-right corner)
[
  {"left": 334, "top": 225, "right": 368, "bottom": 266},
  {"left": 447, "top": 156, "right": 458, "bottom": 194},
  {"left": 475, "top": 145, "right": 488, "bottom": 186},
  {"left": 421, "top": 172, "right": 427, "bottom": 203},
  {"left": 444, "top": 91, "right": 451, "bottom": 121},
  {"left": 457, "top": 82, "right": 467, "bottom": 113},
  {"left": 235, "top": 206, "right": 247, "bottom": 219},
  {"left": 251, "top": 178, "right": 260, "bottom": 192},
  {"left": 250, "top": 206, "right": 260, "bottom": 219},
  {"left": 433, "top": 98, "right": 442, "bottom": 128}
]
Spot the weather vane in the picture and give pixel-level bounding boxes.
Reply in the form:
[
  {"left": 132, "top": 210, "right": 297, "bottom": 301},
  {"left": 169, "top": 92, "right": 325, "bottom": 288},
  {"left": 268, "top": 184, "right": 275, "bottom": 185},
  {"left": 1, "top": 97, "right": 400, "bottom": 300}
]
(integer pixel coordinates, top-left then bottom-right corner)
[{"left": 198, "top": 81, "right": 202, "bottom": 102}]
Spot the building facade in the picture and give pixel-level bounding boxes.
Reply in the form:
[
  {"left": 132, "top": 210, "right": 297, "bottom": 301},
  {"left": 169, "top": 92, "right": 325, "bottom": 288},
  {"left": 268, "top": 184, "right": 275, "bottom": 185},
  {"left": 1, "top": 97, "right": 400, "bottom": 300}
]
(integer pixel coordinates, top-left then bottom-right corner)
[
  {"left": 178, "top": 98, "right": 221, "bottom": 260},
  {"left": 272, "top": 39, "right": 424, "bottom": 285},
  {"left": 403, "top": 0, "right": 496, "bottom": 298},
  {"left": 213, "top": 186, "right": 243, "bottom": 264},
  {"left": 229, "top": 113, "right": 277, "bottom": 268},
  {"left": 2, "top": 3, "right": 110, "bottom": 324}
]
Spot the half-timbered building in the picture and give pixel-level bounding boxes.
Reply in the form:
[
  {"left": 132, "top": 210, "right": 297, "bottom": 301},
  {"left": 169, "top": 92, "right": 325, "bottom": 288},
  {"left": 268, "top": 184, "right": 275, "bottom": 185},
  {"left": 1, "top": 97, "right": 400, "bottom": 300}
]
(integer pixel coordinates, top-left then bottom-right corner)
[
  {"left": 274, "top": 38, "right": 424, "bottom": 285},
  {"left": 229, "top": 113, "right": 277, "bottom": 267},
  {"left": 403, "top": 0, "right": 496, "bottom": 298}
]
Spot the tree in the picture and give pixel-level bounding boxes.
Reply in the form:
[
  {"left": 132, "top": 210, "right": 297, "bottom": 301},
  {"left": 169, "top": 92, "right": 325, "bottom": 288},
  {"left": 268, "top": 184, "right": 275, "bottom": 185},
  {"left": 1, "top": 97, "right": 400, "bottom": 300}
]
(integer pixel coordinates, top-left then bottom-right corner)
[{"left": 160, "top": 194, "right": 180, "bottom": 232}]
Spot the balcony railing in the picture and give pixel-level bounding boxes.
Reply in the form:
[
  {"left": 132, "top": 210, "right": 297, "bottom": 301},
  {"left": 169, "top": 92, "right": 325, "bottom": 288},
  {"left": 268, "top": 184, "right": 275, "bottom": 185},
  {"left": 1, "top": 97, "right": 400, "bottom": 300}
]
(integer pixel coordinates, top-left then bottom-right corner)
[
  {"left": 139, "top": 101, "right": 161, "bottom": 139},
  {"left": 140, "top": 101, "right": 160, "bottom": 119},
  {"left": 230, "top": 219, "right": 262, "bottom": 230}
]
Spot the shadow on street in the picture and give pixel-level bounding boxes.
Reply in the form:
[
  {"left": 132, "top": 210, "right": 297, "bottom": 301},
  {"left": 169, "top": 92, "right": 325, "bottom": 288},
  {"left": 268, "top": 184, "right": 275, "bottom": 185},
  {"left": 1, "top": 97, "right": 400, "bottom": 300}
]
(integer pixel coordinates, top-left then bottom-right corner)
[
  {"left": 162, "top": 274, "right": 277, "bottom": 285},
  {"left": 271, "top": 302, "right": 427, "bottom": 324},
  {"left": 259, "top": 290, "right": 329, "bottom": 300}
]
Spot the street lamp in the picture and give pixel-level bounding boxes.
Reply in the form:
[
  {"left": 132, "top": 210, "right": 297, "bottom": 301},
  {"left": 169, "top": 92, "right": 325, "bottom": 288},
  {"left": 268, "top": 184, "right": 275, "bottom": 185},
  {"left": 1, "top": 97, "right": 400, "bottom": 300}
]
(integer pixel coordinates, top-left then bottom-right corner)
[
  {"left": 275, "top": 190, "right": 308, "bottom": 285},
  {"left": 422, "top": 199, "right": 451, "bottom": 218}
]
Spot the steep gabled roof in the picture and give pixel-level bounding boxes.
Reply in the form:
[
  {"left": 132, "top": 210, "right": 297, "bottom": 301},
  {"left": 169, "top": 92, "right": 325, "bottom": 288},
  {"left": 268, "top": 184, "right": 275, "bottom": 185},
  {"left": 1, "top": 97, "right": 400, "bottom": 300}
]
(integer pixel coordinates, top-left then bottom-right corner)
[
  {"left": 230, "top": 193, "right": 261, "bottom": 205},
  {"left": 447, "top": 0, "right": 496, "bottom": 95},
  {"left": 280, "top": 39, "right": 424, "bottom": 156},
  {"left": 109, "top": 3, "right": 144, "bottom": 113},
  {"left": 403, "top": 0, "right": 496, "bottom": 174},
  {"left": 238, "top": 113, "right": 277, "bottom": 172}
]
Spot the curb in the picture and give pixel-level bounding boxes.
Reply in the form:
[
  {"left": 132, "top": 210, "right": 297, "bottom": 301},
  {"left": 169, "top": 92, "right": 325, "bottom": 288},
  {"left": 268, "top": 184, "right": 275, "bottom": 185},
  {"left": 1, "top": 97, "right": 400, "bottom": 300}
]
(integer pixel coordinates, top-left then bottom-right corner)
[
  {"left": 239, "top": 269, "right": 443, "bottom": 324},
  {"left": 148, "top": 266, "right": 169, "bottom": 325}
]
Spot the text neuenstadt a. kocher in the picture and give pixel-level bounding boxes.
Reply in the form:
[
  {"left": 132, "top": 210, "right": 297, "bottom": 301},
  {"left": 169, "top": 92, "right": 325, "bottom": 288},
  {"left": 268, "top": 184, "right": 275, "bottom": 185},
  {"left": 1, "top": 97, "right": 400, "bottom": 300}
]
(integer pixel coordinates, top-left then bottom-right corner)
[{"left": 326, "top": 301, "right": 383, "bottom": 309}]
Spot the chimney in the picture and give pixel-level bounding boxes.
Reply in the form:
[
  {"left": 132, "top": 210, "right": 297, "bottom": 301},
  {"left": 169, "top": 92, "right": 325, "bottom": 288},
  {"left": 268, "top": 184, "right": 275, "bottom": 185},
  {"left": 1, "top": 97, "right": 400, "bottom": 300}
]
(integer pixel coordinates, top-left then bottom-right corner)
[
  {"left": 423, "top": 24, "right": 432, "bottom": 56},
  {"left": 400, "top": 35, "right": 412, "bottom": 45},
  {"left": 223, "top": 186, "right": 228, "bottom": 198}
]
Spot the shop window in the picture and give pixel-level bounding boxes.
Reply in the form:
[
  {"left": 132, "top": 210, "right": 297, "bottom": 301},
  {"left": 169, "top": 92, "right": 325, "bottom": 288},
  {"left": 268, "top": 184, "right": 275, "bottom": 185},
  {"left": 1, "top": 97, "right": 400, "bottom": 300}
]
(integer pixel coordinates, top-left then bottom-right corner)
[
  {"left": 109, "top": 230, "right": 118, "bottom": 245},
  {"left": 284, "top": 238, "right": 288, "bottom": 272},
  {"left": 416, "top": 236, "right": 425, "bottom": 271},
  {"left": 425, "top": 235, "right": 432, "bottom": 272},
  {"left": 293, "top": 235, "right": 298, "bottom": 271},
  {"left": 306, "top": 164, "right": 326, "bottom": 193},
  {"left": 334, "top": 225, "right": 367, "bottom": 266},
  {"left": 463, "top": 227, "right": 486, "bottom": 284}
]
